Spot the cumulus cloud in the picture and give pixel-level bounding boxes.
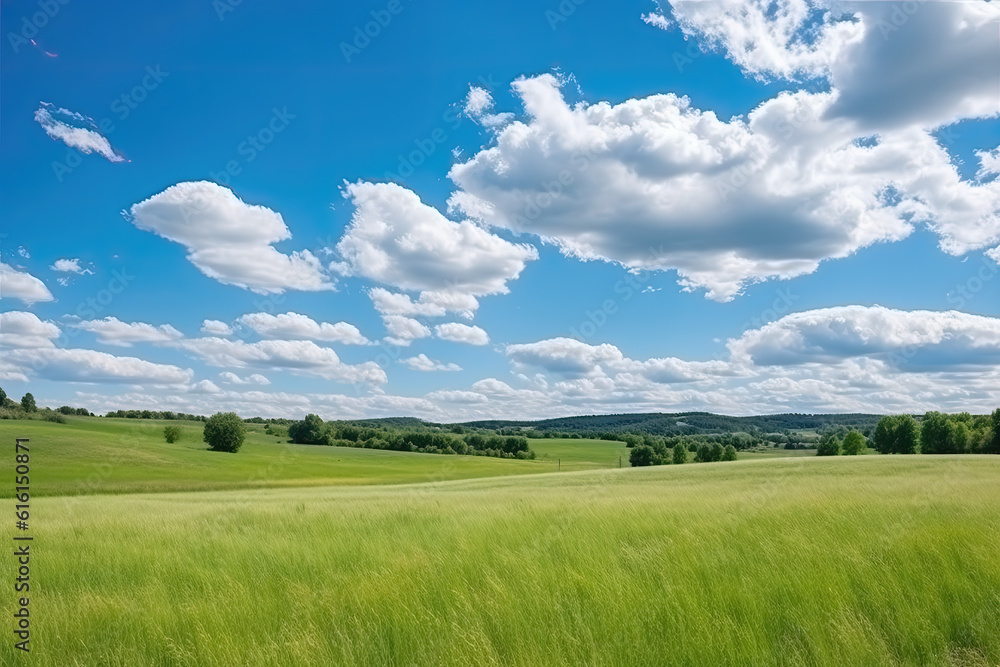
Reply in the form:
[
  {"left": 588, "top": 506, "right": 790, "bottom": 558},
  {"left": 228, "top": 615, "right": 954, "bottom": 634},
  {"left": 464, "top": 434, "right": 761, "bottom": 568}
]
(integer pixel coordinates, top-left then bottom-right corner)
[
  {"left": 728, "top": 305, "right": 1000, "bottom": 371},
  {"left": 218, "top": 371, "right": 270, "bottom": 385},
  {"left": 382, "top": 315, "right": 431, "bottom": 347},
  {"left": 648, "top": 0, "right": 1000, "bottom": 131},
  {"left": 34, "top": 102, "right": 125, "bottom": 162},
  {"left": 449, "top": 74, "right": 1000, "bottom": 299},
  {"left": 237, "top": 312, "right": 369, "bottom": 345},
  {"left": 401, "top": 354, "right": 462, "bottom": 372},
  {"left": 4, "top": 348, "right": 193, "bottom": 385},
  {"left": 1, "top": 262, "right": 54, "bottom": 303},
  {"left": 435, "top": 322, "right": 490, "bottom": 346},
  {"left": 334, "top": 181, "right": 537, "bottom": 313},
  {"left": 506, "top": 337, "right": 729, "bottom": 383},
  {"left": 35, "top": 307, "right": 1000, "bottom": 419},
  {"left": 72, "top": 317, "right": 183, "bottom": 347},
  {"left": 369, "top": 287, "right": 479, "bottom": 320},
  {"left": 129, "top": 181, "right": 334, "bottom": 294},
  {"left": 201, "top": 319, "right": 233, "bottom": 336},
  {"left": 174, "top": 337, "right": 386, "bottom": 384},
  {"left": 50, "top": 258, "right": 93, "bottom": 275},
  {"left": 0, "top": 311, "right": 61, "bottom": 348}
]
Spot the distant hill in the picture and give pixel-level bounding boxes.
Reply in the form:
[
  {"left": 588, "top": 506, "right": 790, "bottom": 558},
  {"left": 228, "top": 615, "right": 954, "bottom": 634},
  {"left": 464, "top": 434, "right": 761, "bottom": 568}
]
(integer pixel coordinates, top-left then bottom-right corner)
[{"left": 454, "top": 412, "right": 884, "bottom": 435}]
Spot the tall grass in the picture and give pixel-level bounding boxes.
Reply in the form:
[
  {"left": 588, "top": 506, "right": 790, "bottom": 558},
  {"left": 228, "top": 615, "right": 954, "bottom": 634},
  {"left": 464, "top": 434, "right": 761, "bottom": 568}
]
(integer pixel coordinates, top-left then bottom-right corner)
[{"left": 5, "top": 456, "right": 999, "bottom": 665}]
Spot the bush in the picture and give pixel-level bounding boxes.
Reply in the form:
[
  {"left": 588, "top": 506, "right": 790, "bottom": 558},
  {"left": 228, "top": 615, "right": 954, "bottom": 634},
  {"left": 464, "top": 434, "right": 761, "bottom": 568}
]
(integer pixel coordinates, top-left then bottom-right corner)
[
  {"left": 629, "top": 445, "right": 657, "bottom": 467},
  {"left": 203, "top": 412, "right": 246, "bottom": 453},
  {"left": 722, "top": 445, "right": 737, "bottom": 461},
  {"left": 163, "top": 425, "right": 182, "bottom": 443},
  {"left": 817, "top": 438, "right": 840, "bottom": 456},
  {"left": 842, "top": 431, "right": 866, "bottom": 455},
  {"left": 289, "top": 414, "right": 325, "bottom": 444}
]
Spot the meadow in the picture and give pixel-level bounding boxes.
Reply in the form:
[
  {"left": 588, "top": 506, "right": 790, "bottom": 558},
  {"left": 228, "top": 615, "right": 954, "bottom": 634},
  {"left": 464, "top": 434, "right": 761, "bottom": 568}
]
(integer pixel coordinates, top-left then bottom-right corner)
[{"left": 0, "top": 418, "right": 997, "bottom": 665}]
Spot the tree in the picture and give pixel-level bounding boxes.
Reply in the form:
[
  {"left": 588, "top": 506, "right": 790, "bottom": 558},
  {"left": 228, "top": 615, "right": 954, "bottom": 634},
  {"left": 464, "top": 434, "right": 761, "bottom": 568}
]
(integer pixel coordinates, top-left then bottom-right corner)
[
  {"left": 919, "top": 412, "right": 952, "bottom": 454},
  {"left": 629, "top": 445, "right": 657, "bottom": 467},
  {"left": 817, "top": 438, "right": 840, "bottom": 456},
  {"left": 20, "top": 393, "right": 37, "bottom": 413},
  {"left": 722, "top": 445, "right": 737, "bottom": 461},
  {"left": 695, "top": 444, "right": 712, "bottom": 463},
  {"left": 203, "top": 412, "right": 246, "bottom": 453},
  {"left": 163, "top": 425, "right": 182, "bottom": 443},
  {"left": 872, "top": 415, "right": 919, "bottom": 454},
  {"left": 710, "top": 443, "right": 724, "bottom": 462},
  {"left": 0, "top": 386, "right": 6, "bottom": 405},
  {"left": 672, "top": 442, "right": 688, "bottom": 464},
  {"left": 985, "top": 408, "right": 1000, "bottom": 455},
  {"left": 288, "top": 414, "right": 325, "bottom": 444},
  {"left": 842, "top": 431, "right": 866, "bottom": 456}
]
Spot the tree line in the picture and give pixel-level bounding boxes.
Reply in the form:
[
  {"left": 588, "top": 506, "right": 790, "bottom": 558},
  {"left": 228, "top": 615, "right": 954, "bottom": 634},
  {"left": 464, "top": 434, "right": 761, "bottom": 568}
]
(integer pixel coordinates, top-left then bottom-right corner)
[{"left": 288, "top": 414, "right": 535, "bottom": 459}]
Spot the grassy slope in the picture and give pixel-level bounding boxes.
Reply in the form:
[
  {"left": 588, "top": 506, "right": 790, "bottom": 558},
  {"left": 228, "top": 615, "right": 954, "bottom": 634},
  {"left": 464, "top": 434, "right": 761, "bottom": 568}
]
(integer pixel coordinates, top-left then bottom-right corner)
[
  {"left": 0, "top": 418, "right": 549, "bottom": 496},
  {"left": 4, "top": 456, "right": 998, "bottom": 665}
]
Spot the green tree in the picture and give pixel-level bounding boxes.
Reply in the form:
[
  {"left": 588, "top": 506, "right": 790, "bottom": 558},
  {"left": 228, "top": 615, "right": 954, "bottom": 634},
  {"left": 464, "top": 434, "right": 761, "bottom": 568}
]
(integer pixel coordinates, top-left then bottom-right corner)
[
  {"left": 20, "top": 393, "right": 37, "bottom": 413},
  {"left": 872, "top": 415, "right": 919, "bottom": 454},
  {"left": 985, "top": 408, "right": 1000, "bottom": 455},
  {"left": 721, "top": 445, "right": 737, "bottom": 461},
  {"left": 163, "top": 425, "right": 181, "bottom": 443},
  {"left": 672, "top": 442, "right": 688, "bottom": 464},
  {"left": 817, "top": 438, "right": 840, "bottom": 456},
  {"left": 629, "top": 445, "right": 657, "bottom": 467},
  {"left": 0, "top": 386, "right": 6, "bottom": 405},
  {"left": 842, "top": 431, "right": 866, "bottom": 456},
  {"left": 919, "top": 412, "right": 951, "bottom": 454},
  {"left": 288, "top": 414, "right": 325, "bottom": 444},
  {"left": 203, "top": 412, "right": 246, "bottom": 453}
]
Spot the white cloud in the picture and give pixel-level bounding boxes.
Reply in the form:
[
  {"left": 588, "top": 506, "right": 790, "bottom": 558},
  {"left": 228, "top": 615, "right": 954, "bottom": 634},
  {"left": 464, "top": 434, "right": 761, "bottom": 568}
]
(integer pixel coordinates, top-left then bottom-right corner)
[
  {"left": 1, "top": 262, "right": 54, "bottom": 303},
  {"left": 129, "top": 181, "right": 334, "bottom": 294},
  {"left": 506, "top": 337, "right": 729, "bottom": 383},
  {"left": 34, "top": 102, "right": 125, "bottom": 162},
  {"left": 402, "top": 354, "right": 462, "bottom": 372},
  {"left": 50, "top": 258, "right": 93, "bottom": 275},
  {"left": 464, "top": 87, "right": 514, "bottom": 129},
  {"left": 4, "top": 348, "right": 193, "bottom": 385},
  {"left": 201, "top": 319, "right": 233, "bottom": 336},
  {"left": 334, "top": 181, "right": 537, "bottom": 313},
  {"left": 72, "top": 317, "right": 183, "bottom": 347},
  {"left": 728, "top": 305, "right": 1000, "bottom": 371},
  {"left": 382, "top": 315, "right": 431, "bottom": 347},
  {"left": 192, "top": 379, "right": 222, "bottom": 394},
  {"left": 174, "top": 337, "right": 386, "bottom": 384},
  {"left": 369, "top": 287, "right": 479, "bottom": 320},
  {"left": 237, "top": 312, "right": 370, "bottom": 345},
  {"left": 37, "top": 306, "right": 1000, "bottom": 420},
  {"left": 449, "top": 75, "right": 1000, "bottom": 299},
  {"left": 435, "top": 322, "right": 490, "bottom": 346},
  {"left": 218, "top": 371, "right": 270, "bottom": 385},
  {"left": 650, "top": 1, "right": 1000, "bottom": 131},
  {"left": 0, "top": 311, "right": 61, "bottom": 348}
]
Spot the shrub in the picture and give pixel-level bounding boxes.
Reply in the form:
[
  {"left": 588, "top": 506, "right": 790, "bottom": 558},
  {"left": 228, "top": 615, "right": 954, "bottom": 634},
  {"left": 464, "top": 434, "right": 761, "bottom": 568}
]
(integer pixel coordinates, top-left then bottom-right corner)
[
  {"left": 722, "top": 445, "right": 738, "bottom": 461},
  {"left": 629, "top": 445, "right": 657, "bottom": 467},
  {"left": 842, "top": 431, "right": 866, "bottom": 455},
  {"left": 163, "top": 426, "right": 182, "bottom": 443},
  {"left": 203, "top": 412, "right": 246, "bottom": 453},
  {"left": 289, "top": 414, "right": 325, "bottom": 444},
  {"left": 817, "top": 438, "right": 840, "bottom": 456}
]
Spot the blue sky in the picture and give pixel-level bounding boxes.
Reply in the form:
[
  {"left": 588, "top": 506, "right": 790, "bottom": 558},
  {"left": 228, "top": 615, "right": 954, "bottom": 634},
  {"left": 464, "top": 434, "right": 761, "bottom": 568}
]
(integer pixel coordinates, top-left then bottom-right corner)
[{"left": 1, "top": 0, "right": 999, "bottom": 420}]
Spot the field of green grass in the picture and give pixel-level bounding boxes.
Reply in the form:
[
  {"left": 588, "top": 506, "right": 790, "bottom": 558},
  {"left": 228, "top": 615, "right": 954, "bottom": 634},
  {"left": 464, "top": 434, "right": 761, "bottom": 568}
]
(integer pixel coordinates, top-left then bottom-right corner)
[
  {"left": 528, "top": 437, "right": 631, "bottom": 470},
  {"left": 2, "top": 418, "right": 997, "bottom": 665},
  {"left": 0, "top": 418, "right": 550, "bottom": 496}
]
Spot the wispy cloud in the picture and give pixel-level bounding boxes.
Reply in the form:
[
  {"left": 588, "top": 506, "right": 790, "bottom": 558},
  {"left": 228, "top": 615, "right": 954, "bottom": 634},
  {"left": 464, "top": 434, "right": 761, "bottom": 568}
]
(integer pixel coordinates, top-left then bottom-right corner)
[{"left": 34, "top": 102, "right": 125, "bottom": 162}]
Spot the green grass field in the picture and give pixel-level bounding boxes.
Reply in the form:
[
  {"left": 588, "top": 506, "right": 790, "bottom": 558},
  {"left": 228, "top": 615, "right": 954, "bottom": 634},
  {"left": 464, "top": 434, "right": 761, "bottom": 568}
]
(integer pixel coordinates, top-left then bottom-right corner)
[{"left": 1, "top": 419, "right": 998, "bottom": 665}]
